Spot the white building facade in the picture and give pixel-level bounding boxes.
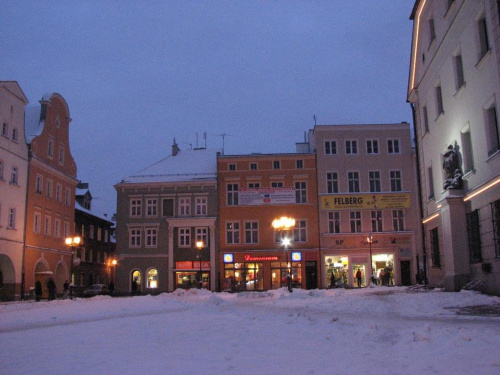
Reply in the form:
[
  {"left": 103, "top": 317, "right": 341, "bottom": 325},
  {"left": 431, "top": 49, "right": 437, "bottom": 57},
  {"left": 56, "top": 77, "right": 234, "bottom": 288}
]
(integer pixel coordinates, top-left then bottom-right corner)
[
  {"left": 0, "top": 81, "right": 29, "bottom": 301},
  {"left": 408, "top": 0, "right": 500, "bottom": 294}
]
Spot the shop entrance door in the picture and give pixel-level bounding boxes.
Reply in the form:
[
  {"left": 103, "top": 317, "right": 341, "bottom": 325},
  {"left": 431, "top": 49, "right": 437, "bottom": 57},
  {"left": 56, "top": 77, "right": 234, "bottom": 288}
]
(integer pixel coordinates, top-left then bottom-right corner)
[
  {"left": 305, "top": 261, "right": 317, "bottom": 290},
  {"left": 352, "top": 264, "right": 366, "bottom": 288},
  {"left": 400, "top": 261, "right": 411, "bottom": 286}
]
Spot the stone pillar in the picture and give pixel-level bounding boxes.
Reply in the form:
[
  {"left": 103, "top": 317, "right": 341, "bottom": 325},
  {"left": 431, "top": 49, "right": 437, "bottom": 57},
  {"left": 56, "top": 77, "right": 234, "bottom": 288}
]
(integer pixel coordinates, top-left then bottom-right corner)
[
  {"left": 167, "top": 226, "right": 174, "bottom": 292},
  {"left": 439, "top": 189, "right": 470, "bottom": 291}
]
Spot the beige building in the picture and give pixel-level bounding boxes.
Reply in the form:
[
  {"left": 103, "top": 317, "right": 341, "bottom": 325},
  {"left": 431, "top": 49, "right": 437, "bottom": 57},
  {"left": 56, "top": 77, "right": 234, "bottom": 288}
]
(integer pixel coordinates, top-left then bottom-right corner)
[
  {"left": 408, "top": 0, "right": 500, "bottom": 294},
  {"left": 302, "top": 123, "right": 421, "bottom": 288},
  {"left": 0, "top": 82, "right": 29, "bottom": 301}
]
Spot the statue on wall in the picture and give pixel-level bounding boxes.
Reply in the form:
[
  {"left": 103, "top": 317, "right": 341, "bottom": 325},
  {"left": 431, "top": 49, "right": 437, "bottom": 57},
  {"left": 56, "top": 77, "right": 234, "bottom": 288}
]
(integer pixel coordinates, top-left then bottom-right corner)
[{"left": 442, "top": 145, "right": 462, "bottom": 190}]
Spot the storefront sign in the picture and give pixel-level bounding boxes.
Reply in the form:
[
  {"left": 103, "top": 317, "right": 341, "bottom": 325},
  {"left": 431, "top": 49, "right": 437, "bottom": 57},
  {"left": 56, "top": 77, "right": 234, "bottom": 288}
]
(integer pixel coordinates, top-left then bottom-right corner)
[
  {"left": 176, "top": 261, "right": 193, "bottom": 270},
  {"left": 390, "top": 235, "right": 411, "bottom": 244},
  {"left": 223, "top": 253, "right": 234, "bottom": 263},
  {"left": 320, "top": 193, "right": 411, "bottom": 210},
  {"left": 244, "top": 254, "right": 279, "bottom": 261},
  {"left": 193, "top": 261, "right": 210, "bottom": 269},
  {"left": 291, "top": 252, "right": 302, "bottom": 261},
  {"left": 239, "top": 188, "right": 296, "bottom": 206}
]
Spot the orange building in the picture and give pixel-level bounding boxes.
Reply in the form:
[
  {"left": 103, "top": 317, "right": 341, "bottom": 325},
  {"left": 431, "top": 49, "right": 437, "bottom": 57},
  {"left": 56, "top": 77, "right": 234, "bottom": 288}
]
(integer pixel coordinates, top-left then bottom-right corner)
[
  {"left": 23, "top": 93, "right": 78, "bottom": 298},
  {"left": 218, "top": 153, "right": 319, "bottom": 291}
]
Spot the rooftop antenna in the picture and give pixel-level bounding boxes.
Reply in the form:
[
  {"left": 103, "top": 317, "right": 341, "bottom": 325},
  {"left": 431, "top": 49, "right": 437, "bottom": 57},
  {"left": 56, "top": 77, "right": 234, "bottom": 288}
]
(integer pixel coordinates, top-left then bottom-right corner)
[
  {"left": 314, "top": 114, "right": 317, "bottom": 126},
  {"left": 213, "top": 133, "right": 233, "bottom": 154}
]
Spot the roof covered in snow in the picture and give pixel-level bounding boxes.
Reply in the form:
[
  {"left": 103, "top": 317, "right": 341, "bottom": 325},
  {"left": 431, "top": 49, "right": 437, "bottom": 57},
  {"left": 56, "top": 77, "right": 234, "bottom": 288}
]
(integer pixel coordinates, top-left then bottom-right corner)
[
  {"left": 120, "top": 148, "right": 220, "bottom": 184},
  {"left": 75, "top": 200, "right": 114, "bottom": 225}
]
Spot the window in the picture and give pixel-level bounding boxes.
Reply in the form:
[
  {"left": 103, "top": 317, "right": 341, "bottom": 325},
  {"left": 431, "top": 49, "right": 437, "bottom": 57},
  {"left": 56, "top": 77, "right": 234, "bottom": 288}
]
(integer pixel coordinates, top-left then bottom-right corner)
[
  {"left": 195, "top": 196, "right": 207, "bottom": 216},
  {"left": 179, "top": 228, "right": 190, "bottom": 247},
  {"left": 64, "top": 222, "right": 70, "bottom": 239},
  {"left": 248, "top": 182, "right": 260, "bottom": 188},
  {"left": 35, "top": 175, "right": 43, "bottom": 194},
  {"left": 422, "top": 106, "right": 430, "bottom": 133},
  {"left": 97, "top": 227, "right": 102, "bottom": 241},
  {"left": 369, "top": 171, "right": 381, "bottom": 192},
  {"left": 228, "top": 164, "right": 236, "bottom": 171},
  {"left": 47, "top": 139, "right": 54, "bottom": 158},
  {"left": 466, "top": 210, "right": 482, "bottom": 262},
  {"left": 46, "top": 179, "right": 53, "bottom": 198},
  {"left": 81, "top": 224, "right": 85, "bottom": 237},
  {"left": 130, "top": 199, "right": 142, "bottom": 217},
  {"left": 293, "top": 220, "right": 307, "bottom": 242},
  {"left": 196, "top": 227, "right": 208, "bottom": 245},
  {"left": 54, "top": 219, "right": 61, "bottom": 238},
  {"left": 12, "top": 128, "right": 18, "bottom": 142},
  {"left": 271, "top": 182, "right": 283, "bottom": 188},
  {"left": 226, "top": 222, "right": 240, "bottom": 244},
  {"left": 348, "top": 171, "right": 360, "bottom": 193},
  {"left": 345, "top": 140, "right": 358, "bottom": 155},
  {"left": 2, "top": 123, "right": 8, "bottom": 137},
  {"left": 65, "top": 187, "right": 71, "bottom": 206},
  {"left": 56, "top": 184, "right": 62, "bottom": 202},
  {"left": 427, "top": 166, "right": 435, "bottom": 200},
  {"left": 295, "top": 181, "right": 307, "bottom": 203},
  {"left": 44, "top": 216, "right": 51, "bottom": 236},
  {"left": 34, "top": 212, "right": 41, "bottom": 233},
  {"left": 428, "top": 18, "right": 436, "bottom": 45},
  {"left": 477, "top": 16, "right": 489, "bottom": 60},
  {"left": 147, "top": 269, "right": 158, "bottom": 289},
  {"left": 179, "top": 197, "right": 191, "bottom": 216},
  {"left": 350, "top": 211, "right": 362, "bottom": 233},
  {"left": 327, "top": 172, "right": 338, "bottom": 193},
  {"left": 162, "top": 198, "right": 174, "bottom": 217},
  {"left": 250, "top": 163, "right": 258, "bottom": 170},
  {"left": 388, "top": 139, "right": 400, "bottom": 154},
  {"left": 8, "top": 207, "right": 15, "bottom": 229},
  {"left": 430, "top": 228, "right": 441, "bottom": 267},
  {"left": 145, "top": 228, "right": 157, "bottom": 247},
  {"left": 328, "top": 212, "right": 341, "bottom": 233},
  {"left": 485, "top": 104, "right": 499, "bottom": 157},
  {"left": 454, "top": 53, "right": 465, "bottom": 90},
  {"left": 296, "top": 159, "right": 303, "bottom": 169},
  {"left": 273, "top": 160, "right": 280, "bottom": 169},
  {"left": 10, "top": 166, "right": 18, "bottom": 185},
  {"left": 58, "top": 147, "right": 65, "bottom": 165},
  {"left": 392, "top": 210, "right": 405, "bottom": 231},
  {"left": 366, "top": 140, "right": 379, "bottom": 154},
  {"left": 461, "top": 127, "right": 474, "bottom": 173},
  {"left": 130, "top": 228, "right": 141, "bottom": 247},
  {"left": 245, "top": 221, "right": 258, "bottom": 244},
  {"left": 227, "top": 184, "right": 239, "bottom": 206},
  {"left": 435, "top": 85, "right": 444, "bottom": 117},
  {"left": 146, "top": 198, "right": 158, "bottom": 217},
  {"left": 325, "top": 140, "right": 337, "bottom": 155},
  {"left": 89, "top": 225, "right": 95, "bottom": 240},
  {"left": 390, "top": 170, "right": 402, "bottom": 192},
  {"left": 371, "top": 211, "right": 383, "bottom": 232},
  {"left": 491, "top": 199, "right": 500, "bottom": 258}
]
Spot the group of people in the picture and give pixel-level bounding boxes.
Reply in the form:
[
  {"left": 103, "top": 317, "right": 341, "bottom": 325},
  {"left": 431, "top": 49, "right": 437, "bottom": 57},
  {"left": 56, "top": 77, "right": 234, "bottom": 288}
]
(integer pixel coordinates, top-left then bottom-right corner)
[{"left": 34, "top": 278, "right": 56, "bottom": 301}]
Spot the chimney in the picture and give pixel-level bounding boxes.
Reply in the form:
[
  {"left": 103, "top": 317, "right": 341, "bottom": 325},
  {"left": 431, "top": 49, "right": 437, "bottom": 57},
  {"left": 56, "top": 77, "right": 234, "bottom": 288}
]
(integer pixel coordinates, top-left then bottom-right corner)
[{"left": 172, "top": 138, "right": 180, "bottom": 156}]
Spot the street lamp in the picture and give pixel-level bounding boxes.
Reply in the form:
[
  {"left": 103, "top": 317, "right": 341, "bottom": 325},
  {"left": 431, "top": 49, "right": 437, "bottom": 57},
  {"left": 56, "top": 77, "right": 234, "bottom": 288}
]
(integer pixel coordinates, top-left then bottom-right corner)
[
  {"left": 65, "top": 236, "right": 81, "bottom": 299},
  {"left": 196, "top": 241, "right": 204, "bottom": 289},
  {"left": 367, "top": 234, "right": 374, "bottom": 286},
  {"left": 272, "top": 217, "right": 296, "bottom": 292}
]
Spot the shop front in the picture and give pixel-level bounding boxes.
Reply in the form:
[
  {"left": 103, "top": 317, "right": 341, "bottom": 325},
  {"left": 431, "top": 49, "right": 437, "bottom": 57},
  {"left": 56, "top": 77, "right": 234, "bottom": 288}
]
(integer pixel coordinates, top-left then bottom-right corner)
[
  {"left": 174, "top": 260, "right": 211, "bottom": 290},
  {"left": 221, "top": 251, "right": 319, "bottom": 292}
]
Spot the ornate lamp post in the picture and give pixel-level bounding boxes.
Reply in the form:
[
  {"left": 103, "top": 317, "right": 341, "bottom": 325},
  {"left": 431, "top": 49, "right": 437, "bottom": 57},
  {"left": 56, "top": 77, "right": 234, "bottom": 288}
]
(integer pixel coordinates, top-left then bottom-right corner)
[
  {"left": 272, "top": 216, "right": 296, "bottom": 292},
  {"left": 196, "top": 241, "right": 204, "bottom": 289},
  {"left": 65, "top": 236, "right": 81, "bottom": 299}
]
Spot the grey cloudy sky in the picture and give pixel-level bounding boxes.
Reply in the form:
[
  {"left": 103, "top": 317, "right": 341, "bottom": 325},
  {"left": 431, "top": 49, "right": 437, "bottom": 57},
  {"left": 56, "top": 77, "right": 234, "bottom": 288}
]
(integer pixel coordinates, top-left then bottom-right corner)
[{"left": 2, "top": 1, "right": 415, "bottom": 217}]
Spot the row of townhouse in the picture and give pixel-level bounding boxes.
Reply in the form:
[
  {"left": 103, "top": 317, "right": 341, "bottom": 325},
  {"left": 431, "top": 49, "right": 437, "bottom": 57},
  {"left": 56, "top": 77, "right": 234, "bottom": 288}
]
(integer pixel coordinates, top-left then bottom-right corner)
[
  {"left": 0, "top": 81, "right": 114, "bottom": 301},
  {"left": 408, "top": 0, "right": 500, "bottom": 295},
  {"left": 114, "top": 122, "right": 421, "bottom": 294}
]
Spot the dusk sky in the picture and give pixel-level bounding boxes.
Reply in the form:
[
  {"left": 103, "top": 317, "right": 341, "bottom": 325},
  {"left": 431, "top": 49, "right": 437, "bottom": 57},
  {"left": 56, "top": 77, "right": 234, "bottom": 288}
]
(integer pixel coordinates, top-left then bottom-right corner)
[{"left": 2, "top": 1, "right": 415, "bottom": 217}]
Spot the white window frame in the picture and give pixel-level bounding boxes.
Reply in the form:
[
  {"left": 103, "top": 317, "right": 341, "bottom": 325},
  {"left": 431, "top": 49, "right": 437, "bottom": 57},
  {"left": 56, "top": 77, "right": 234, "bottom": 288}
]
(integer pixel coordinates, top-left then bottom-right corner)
[
  {"left": 179, "top": 228, "right": 191, "bottom": 247},
  {"left": 34, "top": 212, "right": 41, "bottom": 233},
  {"left": 366, "top": 139, "right": 379, "bottom": 154},
  {"left": 327, "top": 172, "right": 338, "bottom": 193},
  {"left": 195, "top": 196, "right": 207, "bottom": 216},
  {"left": 369, "top": 171, "right": 381, "bottom": 193},
  {"left": 392, "top": 210, "right": 405, "bottom": 231},
  {"left": 10, "top": 166, "right": 18, "bottom": 185},
  {"left": 226, "top": 221, "right": 240, "bottom": 244},
  {"left": 44, "top": 215, "right": 51, "bottom": 236},
  {"left": 178, "top": 197, "right": 191, "bottom": 216},
  {"left": 293, "top": 219, "right": 307, "bottom": 242},
  {"left": 146, "top": 198, "right": 158, "bottom": 217},
  {"left": 145, "top": 228, "right": 158, "bottom": 247},
  {"left": 130, "top": 199, "right": 142, "bottom": 217},
  {"left": 350, "top": 211, "right": 362, "bottom": 233},
  {"left": 227, "top": 184, "right": 239, "bottom": 206},
  {"left": 328, "top": 211, "right": 341, "bottom": 234},
  {"left": 348, "top": 171, "right": 360, "bottom": 193},
  {"left": 345, "top": 140, "right": 358, "bottom": 155},
  {"left": 388, "top": 139, "right": 400, "bottom": 154},
  {"left": 244, "top": 221, "right": 259, "bottom": 244},
  {"left": 54, "top": 218, "right": 61, "bottom": 238},
  {"left": 129, "top": 228, "right": 142, "bottom": 248},
  {"left": 324, "top": 140, "right": 337, "bottom": 155},
  {"left": 8, "top": 207, "right": 16, "bottom": 229},
  {"left": 390, "top": 170, "right": 402, "bottom": 192},
  {"left": 56, "top": 183, "right": 62, "bottom": 202},
  {"left": 371, "top": 210, "right": 383, "bottom": 232},
  {"left": 196, "top": 227, "right": 208, "bottom": 246}
]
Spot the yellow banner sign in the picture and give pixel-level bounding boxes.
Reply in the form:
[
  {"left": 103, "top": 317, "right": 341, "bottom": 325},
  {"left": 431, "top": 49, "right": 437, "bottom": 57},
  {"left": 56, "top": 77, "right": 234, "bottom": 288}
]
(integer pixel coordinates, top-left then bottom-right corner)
[{"left": 321, "top": 193, "right": 411, "bottom": 210}]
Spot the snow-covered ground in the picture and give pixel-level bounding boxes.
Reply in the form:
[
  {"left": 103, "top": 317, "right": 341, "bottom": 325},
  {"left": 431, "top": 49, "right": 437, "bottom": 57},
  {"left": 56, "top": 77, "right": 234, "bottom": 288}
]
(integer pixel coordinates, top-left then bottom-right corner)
[{"left": 1, "top": 287, "right": 499, "bottom": 375}]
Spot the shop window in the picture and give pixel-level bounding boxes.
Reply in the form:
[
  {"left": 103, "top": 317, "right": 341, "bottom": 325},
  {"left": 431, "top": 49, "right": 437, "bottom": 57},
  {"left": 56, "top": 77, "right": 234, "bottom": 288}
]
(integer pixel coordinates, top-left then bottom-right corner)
[
  {"left": 132, "top": 271, "right": 141, "bottom": 293},
  {"left": 147, "top": 269, "right": 158, "bottom": 289}
]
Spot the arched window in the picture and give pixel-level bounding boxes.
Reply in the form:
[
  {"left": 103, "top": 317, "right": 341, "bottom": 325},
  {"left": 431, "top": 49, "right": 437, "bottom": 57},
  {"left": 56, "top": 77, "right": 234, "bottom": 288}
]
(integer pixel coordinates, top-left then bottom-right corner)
[
  {"left": 147, "top": 269, "right": 158, "bottom": 289},
  {"left": 131, "top": 270, "right": 141, "bottom": 294}
]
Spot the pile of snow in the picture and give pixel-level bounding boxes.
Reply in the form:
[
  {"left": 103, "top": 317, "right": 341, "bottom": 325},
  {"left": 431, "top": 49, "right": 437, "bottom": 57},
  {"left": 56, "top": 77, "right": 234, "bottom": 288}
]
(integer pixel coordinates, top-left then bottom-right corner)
[{"left": 1, "top": 287, "right": 499, "bottom": 374}]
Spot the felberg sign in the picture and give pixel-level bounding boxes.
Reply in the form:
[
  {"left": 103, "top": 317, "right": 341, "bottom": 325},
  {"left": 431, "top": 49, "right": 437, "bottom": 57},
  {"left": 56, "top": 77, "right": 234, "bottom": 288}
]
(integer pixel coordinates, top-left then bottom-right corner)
[{"left": 320, "top": 193, "right": 411, "bottom": 210}]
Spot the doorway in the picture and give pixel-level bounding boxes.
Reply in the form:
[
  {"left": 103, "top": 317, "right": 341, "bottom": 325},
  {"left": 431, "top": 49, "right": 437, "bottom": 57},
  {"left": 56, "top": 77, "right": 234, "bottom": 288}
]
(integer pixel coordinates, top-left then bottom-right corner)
[
  {"left": 400, "top": 261, "right": 411, "bottom": 286},
  {"left": 305, "top": 261, "right": 317, "bottom": 289}
]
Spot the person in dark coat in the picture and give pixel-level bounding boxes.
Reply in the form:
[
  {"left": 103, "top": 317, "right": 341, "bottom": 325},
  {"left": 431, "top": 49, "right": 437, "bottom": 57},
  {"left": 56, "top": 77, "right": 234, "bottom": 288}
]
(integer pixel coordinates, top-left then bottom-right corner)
[
  {"left": 356, "top": 269, "right": 362, "bottom": 288},
  {"left": 35, "top": 280, "right": 42, "bottom": 302},
  {"left": 47, "top": 278, "right": 56, "bottom": 301}
]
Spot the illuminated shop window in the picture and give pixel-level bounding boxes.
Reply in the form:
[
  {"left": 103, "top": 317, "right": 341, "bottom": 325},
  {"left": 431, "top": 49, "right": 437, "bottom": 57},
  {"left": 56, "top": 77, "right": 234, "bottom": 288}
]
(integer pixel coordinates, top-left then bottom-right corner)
[{"left": 147, "top": 269, "right": 158, "bottom": 289}]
